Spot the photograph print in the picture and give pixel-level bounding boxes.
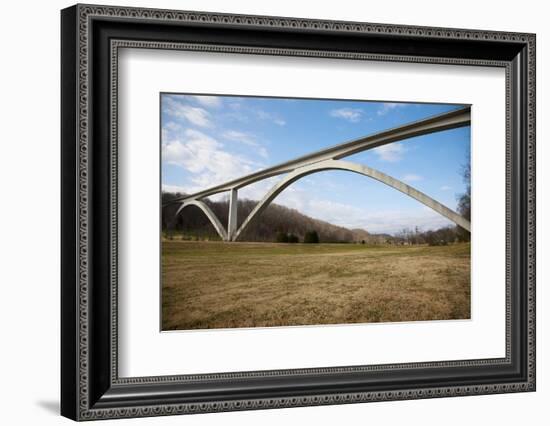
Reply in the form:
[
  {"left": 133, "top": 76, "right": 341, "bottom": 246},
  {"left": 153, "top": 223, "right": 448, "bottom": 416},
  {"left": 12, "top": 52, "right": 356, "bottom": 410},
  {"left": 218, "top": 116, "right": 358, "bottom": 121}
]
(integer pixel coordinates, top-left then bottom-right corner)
[{"left": 161, "top": 94, "right": 471, "bottom": 331}]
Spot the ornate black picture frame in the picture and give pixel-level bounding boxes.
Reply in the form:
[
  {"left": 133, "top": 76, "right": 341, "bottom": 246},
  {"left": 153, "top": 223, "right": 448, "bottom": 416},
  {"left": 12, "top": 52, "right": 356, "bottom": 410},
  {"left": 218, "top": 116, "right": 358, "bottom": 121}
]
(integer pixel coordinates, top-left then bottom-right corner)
[{"left": 61, "top": 4, "right": 536, "bottom": 421}]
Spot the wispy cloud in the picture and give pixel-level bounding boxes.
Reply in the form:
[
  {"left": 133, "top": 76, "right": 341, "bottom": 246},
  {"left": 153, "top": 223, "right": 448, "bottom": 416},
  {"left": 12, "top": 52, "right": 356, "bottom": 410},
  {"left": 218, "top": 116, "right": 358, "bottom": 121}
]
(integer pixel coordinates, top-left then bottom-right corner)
[
  {"left": 355, "top": 209, "right": 453, "bottom": 234},
  {"left": 237, "top": 176, "right": 280, "bottom": 201},
  {"left": 271, "top": 186, "right": 453, "bottom": 234},
  {"left": 191, "top": 95, "right": 222, "bottom": 108},
  {"left": 329, "top": 108, "right": 363, "bottom": 123},
  {"left": 256, "top": 109, "right": 286, "bottom": 126},
  {"left": 222, "top": 130, "right": 269, "bottom": 158},
  {"left": 222, "top": 130, "right": 256, "bottom": 146},
  {"left": 304, "top": 199, "right": 365, "bottom": 227},
  {"left": 163, "top": 97, "right": 211, "bottom": 127},
  {"left": 377, "top": 102, "right": 406, "bottom": 116},
  {"left": 223, "top": 103, "right": 286, "bottom": 126},
  {"left": 373, "top": 143, "right": 406, "bottom": 162},
  {"left": 440, "top": 185, "right": 452, "bottom": 191},
  {"left": 402, "top": 174, "right": 423, "bottom": 182},
  {"left": 164, "top": 121, "right": 182, "bottom": 132}
]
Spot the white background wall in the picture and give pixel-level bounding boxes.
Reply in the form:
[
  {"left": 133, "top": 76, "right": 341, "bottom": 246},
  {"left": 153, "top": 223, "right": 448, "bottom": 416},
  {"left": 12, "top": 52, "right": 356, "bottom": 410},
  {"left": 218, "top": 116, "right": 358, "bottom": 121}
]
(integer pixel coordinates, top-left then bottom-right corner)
[{"left": 0, "top": 0, "right": 546, "bottom": 424}]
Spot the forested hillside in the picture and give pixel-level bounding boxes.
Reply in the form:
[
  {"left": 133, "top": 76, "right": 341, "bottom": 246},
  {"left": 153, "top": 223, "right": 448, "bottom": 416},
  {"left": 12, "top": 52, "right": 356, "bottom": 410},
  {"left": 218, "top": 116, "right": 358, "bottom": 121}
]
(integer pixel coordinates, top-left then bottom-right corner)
[
  {"left": 161, "top": 192, "right": 374, "bottom": 243},
  {"left": 162, "top": 192, "right": 468, "bottom": 245}
]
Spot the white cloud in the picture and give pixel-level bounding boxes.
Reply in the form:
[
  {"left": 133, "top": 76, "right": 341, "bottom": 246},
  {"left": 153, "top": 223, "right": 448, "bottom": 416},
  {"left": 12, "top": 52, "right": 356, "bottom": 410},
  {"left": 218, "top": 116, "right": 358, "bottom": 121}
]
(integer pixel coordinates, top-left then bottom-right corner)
[
  {"left": 180, "top": 106, "right": 211, "bottom": 127},
  {"left": 267, "top": 184, "right": 453, "bottom": 234},
  {"left": 222, "top": 130, "right": 256, "bottom": 146},
  {"left": 191, "top": 95, "right": 222, "bottom": 108},
  {"left": 162, "top": 122, "right": 183, "bottom": 142},
  {"left": 355, "top": 210, "right": 453, "bottom": 234},
  {"left": 162, "top": 129, "right": 218, "bottom": 172},
  {"left": 163, "top": 97, "right": 211, "bottom": 127},
  {"left": 256, "top": 109, "right": 286, "bottom": 126},
  {"left": 440, "top": 185, "right": 452, "bottom": 191},
  {"left": 331, "top": 206, "right": 450, "bottom": 234},
  {"left": 305, "top": 199, "right": 365, "bottom": 227},
  {"left": 222, "top": 130, "right": 269, "bottom": 158},
  {"left": 162, "top": 184, "right": 188, "bottom": 194},
  {"left": 224, "top": 111, "right": 249, "bottom": 123},
  {"left": 238, "top": 176, "right": 280, "bottom": 201},
  {"left": 164, "top": 121, "right": 182, "bottom": 132},
  {"left": 162, "top": 129, "right": 260, "bottom": 194},
  {"left": 372, "top": 143, "right": 406, "bottom": 162},
  {"left": 377, "top": 102, "right": 405, "bottom": 116},
  {"left": 330, "top": 108, "right": 363, "bottom": 123},
  {"left": 402, "top": 174, "right": 423, "bottom": 182},
  {"left": 221, "top": 102, "right": 286, "bottom": 126}
]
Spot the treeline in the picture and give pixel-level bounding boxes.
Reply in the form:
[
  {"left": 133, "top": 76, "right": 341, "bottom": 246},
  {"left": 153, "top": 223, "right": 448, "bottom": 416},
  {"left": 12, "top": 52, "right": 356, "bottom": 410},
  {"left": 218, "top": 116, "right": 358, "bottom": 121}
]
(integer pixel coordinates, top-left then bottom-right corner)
[
  {"left": 162, "top": 192, "right": 470, "bottom": 245},
  {"left": 162, "top": 192, "right": 366, "bottom": 243},
  {"left": 390, "top": 153, "right": 471, "bottom": 246},
  {"left": 392, "top": 225, "right": 469, "bottom": 246},
  {"left": 275, "top": 230, "right": 319, "bottom": 244}
]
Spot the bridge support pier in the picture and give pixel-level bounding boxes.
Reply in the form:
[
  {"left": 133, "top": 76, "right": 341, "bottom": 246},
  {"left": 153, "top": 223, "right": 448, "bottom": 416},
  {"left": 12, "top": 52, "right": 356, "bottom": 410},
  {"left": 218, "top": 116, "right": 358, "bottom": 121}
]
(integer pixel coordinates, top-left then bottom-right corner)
[{"left": 227, "top": 188, "right": 238, "bottom": 241}]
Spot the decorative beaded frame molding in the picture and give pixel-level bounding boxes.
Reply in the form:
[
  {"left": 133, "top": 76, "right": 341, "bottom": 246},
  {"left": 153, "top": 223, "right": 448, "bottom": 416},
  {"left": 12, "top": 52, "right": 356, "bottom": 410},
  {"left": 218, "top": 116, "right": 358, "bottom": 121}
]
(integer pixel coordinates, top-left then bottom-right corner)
[{"left": 61, "top": 3, "right": 536, "bottom": 421}]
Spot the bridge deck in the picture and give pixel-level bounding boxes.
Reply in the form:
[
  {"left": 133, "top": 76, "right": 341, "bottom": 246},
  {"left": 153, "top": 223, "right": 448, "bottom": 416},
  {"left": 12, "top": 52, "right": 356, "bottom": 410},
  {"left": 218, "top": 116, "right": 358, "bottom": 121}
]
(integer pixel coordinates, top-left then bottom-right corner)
[{"left": 164, "top": 105, "right": 470, "bottom": 204}]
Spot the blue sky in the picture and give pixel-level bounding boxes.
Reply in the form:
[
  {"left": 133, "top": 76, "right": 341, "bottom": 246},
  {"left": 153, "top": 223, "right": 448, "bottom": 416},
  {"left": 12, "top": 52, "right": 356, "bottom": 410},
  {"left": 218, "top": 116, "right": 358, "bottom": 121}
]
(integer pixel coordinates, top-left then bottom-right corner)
[{"left": 161, "top": 94, "right": 470, "bottom": 234}]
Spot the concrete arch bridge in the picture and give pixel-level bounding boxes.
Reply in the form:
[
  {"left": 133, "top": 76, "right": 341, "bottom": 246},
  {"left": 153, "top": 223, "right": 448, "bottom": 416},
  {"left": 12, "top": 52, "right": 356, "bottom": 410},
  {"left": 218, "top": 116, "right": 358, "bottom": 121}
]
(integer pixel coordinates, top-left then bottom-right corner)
[{"left": 164, "top": 106, "right": 471, "bottom": 241}]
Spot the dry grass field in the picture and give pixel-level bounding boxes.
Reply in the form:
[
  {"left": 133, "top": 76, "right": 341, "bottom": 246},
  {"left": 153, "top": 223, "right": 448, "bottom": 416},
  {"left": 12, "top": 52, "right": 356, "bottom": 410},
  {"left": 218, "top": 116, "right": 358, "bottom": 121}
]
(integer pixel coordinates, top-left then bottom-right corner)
[{"left": 161, "top": 241, "right": 470, "bottom": 330}]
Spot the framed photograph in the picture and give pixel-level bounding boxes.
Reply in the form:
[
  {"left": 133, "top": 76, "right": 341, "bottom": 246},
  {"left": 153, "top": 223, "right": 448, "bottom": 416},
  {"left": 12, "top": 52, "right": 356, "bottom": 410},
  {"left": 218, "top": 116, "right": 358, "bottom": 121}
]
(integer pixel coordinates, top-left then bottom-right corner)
[{"left": 61, "top": 4, "right": 536, "bottom": 421}]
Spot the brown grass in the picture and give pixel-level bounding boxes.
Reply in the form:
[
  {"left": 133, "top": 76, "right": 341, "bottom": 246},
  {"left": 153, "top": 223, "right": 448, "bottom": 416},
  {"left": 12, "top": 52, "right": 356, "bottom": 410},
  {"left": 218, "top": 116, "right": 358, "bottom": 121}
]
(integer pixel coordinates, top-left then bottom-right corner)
[{"left": 161, "top": 241, "right": 470, "bottom": 330}]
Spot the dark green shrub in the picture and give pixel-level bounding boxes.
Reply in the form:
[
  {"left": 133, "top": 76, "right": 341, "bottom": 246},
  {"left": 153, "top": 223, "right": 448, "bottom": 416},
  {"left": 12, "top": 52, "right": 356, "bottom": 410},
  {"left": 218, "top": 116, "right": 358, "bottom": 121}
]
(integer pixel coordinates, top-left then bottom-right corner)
[
  {"left": 304, "top": 230, "right": 320, "bottom": 244},
  {"left": 288, "top": 233, "right": 299, "bottom": 243}
]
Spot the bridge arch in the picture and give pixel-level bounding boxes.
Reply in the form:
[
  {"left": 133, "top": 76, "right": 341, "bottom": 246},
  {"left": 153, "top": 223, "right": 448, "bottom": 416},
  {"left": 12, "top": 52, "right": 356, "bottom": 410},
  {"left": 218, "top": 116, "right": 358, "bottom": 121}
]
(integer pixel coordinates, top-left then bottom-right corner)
[
  {"left": 233, "top": 159, "right": 470, "bottom": 241},
  {"left": 174, "top": 199, "right": 228, "bottom": 241}
]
